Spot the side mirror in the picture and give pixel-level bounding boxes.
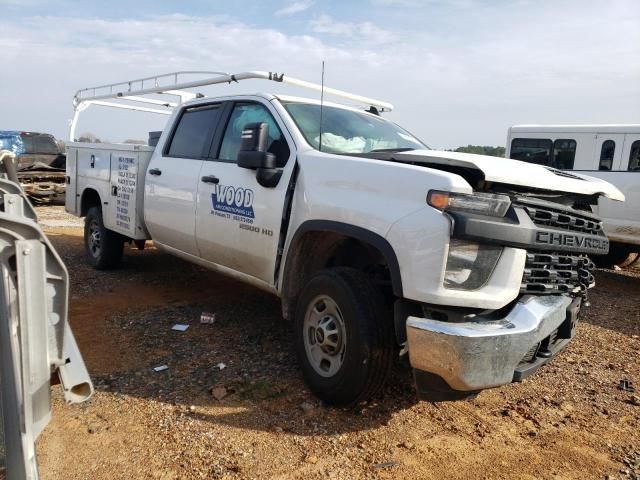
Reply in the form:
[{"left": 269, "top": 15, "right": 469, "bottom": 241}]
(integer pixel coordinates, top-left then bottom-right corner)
[
  {"left": 237, "top": 122, "right": 276, "bottom": 170},
  {"left": 237, "top": 122, "right": 283, "bottom": 188}
]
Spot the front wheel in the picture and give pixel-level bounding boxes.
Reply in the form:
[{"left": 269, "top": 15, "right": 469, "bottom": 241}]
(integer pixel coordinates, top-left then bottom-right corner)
[
  {"left": 84, "top": 206, "right": 124, "bottom": 270},
  {"left": 293, "top": 268, "right": 394, "bottom": 406}
]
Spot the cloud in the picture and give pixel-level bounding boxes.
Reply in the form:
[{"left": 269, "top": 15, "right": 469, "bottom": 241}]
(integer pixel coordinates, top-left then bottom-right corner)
[
  {"left": 370, "top": 0, "right": 423, "bottom": 6},
  {"left": 310, "top": 14, "right": 396, "bottom": 44},
  {"left": 0, "top": 2, "right": 638, "bottom": 148},
  {"left": 275, "top": 0, "right": 314, "bottom": 17}
]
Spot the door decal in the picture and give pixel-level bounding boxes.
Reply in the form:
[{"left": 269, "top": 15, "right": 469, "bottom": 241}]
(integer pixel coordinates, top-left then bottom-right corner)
[{"left": 211, "top": 184, "right": 255, "bottom": 220}]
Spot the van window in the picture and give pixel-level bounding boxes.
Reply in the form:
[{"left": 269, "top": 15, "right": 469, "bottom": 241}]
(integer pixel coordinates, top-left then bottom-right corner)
[
  {"left": 629, "top": 140, "right": 640, "bottom": 171},
  {"left": 167, "top": 104, "right": 223, "bottom": 159},
  {"left": 599, "top": 140, "right": 615, "bottom": 170},
  {"left": 510, "top": 138, "right": 552, "bottom": 166},
  {"left": 552, "top": 139, "right": 576, "bottom": 169}
]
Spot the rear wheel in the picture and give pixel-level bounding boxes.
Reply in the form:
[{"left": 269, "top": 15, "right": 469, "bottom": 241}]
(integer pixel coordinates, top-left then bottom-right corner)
[
  {"left": 84, "top": 206, "right": 124, "bottom": 270},
  {"left": 293, "top": 267, "right": 394, "bottom": 406}
]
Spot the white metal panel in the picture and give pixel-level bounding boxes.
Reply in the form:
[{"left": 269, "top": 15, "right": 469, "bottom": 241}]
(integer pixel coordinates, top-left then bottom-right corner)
[
  {"left": 510, "top": 124, "right": 640, "bottom": 134},
  {"left": 77, "top": 148, "right": 110, "bottom": 182},
  {"left": 144, "top": 153, "right": 204, "bottom": 256},
  {"left": 64, "top": 147, "right": 78, "bottom": 214},
  {"left": 107, "top": 150, "right": 153, "bottom": 239},
  {"left": 279, "top": 151, "right": 497, "bottom": 307}
]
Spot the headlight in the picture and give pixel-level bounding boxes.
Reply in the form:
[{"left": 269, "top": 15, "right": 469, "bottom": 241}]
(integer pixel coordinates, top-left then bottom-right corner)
[
  {"left": 428, "top": 190, "right": 511, "bottom": 217},
  {"left": 444, "top": 239, "right": 503, "bottom": 290}
]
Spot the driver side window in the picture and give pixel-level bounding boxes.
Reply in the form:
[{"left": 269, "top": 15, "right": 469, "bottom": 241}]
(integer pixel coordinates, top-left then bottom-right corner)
[{"left": 217, "top": 103, "right": 290, "bottom": 167}]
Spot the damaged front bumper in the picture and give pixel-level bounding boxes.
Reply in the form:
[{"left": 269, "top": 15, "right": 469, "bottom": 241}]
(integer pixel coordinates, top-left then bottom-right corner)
[{"left": 406, "top": 295, "right": 580, "bottom": 400}]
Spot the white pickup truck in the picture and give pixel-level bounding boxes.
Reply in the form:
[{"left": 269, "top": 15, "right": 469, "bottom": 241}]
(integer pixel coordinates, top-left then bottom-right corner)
[{"left": 65, "top": 71, "right": 623, "bottom": 405}]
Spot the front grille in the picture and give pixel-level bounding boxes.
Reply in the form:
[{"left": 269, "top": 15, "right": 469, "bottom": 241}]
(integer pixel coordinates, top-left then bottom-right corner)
[
  {"left": 515, "top": 198, "right": 603, "bottom": 236},
  {"left": 521, "top": 251, "right": 595, "bottom": 295},
  {"left": 513, "top": 197, "right": 601, "bottom": 296}
]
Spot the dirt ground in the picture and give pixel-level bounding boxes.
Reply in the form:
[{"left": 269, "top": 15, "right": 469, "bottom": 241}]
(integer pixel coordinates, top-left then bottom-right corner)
[{"left": 35, "top": 206, "right": 639, "bottom": 480}]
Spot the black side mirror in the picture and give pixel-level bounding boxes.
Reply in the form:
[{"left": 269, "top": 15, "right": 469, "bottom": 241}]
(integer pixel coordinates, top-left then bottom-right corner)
[
  {"left": 237, "top": 122, "right": 282, "bottom": 188},
  {"left": 237, "top": 122, "right": 275, "bottom": 169}
]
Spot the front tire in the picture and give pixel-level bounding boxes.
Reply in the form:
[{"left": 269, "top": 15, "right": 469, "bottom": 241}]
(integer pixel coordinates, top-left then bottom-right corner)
[
  {"left": 293, "top": 268, "right": 394, "bottom": 406},
  {"left": 84, "top": 206, "right": 124, "bottom": 270}
]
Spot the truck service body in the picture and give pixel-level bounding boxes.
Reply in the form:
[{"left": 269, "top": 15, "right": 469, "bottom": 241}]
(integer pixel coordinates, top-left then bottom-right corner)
[{"left": 66, "top": 71, "right": 624, "bottom": 404}]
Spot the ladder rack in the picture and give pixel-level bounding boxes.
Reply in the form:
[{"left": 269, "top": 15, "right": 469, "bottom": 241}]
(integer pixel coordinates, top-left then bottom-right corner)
[{"left": 70, "top": 70, "right": 394, "bottom": 141}]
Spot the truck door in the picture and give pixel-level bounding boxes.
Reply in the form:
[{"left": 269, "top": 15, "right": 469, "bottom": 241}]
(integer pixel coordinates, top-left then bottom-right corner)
[
  {"left": 195, "top": 100, "right": 295, "bottom": 283},
  {"left": 144, "top": 103, "right": 225, "bottom": 256}
]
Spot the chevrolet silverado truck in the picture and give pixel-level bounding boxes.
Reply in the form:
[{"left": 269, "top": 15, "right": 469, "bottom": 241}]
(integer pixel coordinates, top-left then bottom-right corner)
[{"left": 65, "top": 71, "right": 624, "bottom": 405}]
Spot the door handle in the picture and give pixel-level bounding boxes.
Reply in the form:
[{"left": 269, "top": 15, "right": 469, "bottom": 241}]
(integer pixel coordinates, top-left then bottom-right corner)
[
  {"left": 201, "top": 175, "right": 219, "bottom": 184},
  {"left": 149, "top": 168, "right": 162, "bottom": 176}
]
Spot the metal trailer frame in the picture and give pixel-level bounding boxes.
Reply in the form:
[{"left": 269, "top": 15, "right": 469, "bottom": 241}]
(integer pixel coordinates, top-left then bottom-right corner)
[
  {"left": 69, "top": 70, "right": 395, "bottom": 141},
  {"left": 0, "top": 150, "right": 93, "bottom": 479}
]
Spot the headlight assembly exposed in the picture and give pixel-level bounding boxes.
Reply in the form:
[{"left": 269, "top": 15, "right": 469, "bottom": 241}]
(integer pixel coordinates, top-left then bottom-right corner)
[
  {"left": 428, "top": 190, "right": 511, "bottom": 217},
  {"left": 443, "top": 239, "right": 503, "bottom": 290}
]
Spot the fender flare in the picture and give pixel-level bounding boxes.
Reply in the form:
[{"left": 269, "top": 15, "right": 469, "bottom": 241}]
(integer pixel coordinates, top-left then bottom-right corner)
[{"left": 283, "top": 220, "right": 403, "bottom": 297}]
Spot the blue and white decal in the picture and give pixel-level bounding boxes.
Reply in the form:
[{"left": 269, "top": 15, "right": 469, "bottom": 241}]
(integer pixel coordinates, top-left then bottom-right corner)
[{"left": 211, "top": 185, "right": 255, "bottom": 219}]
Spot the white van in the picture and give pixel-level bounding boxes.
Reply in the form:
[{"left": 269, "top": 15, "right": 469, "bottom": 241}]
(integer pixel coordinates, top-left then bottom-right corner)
[{"left": 506, "top": 125, "right": 640, "bottom": 267}]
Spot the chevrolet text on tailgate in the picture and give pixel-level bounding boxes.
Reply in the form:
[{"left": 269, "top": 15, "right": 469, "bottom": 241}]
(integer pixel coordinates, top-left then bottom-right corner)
[{"left": 65, "top": 71, "right": 624, "bottom": 404}]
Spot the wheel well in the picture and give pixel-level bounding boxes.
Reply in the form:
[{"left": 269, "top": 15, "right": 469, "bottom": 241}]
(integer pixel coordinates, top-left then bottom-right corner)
[
  {"left": 281, "top": 224, "right": 402, "bottom": 319},
  {"left": 80, "top": 189, "right": 101, "bottom": 217}
]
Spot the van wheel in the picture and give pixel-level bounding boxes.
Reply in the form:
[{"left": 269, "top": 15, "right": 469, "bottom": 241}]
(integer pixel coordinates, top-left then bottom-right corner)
[
  {"left": 84, "top": 206, "right": 124, "bottom": 270},
  {"left": 293, "top": 268, "right": 394, "bottom": 406},
  {"left": 593, "top": 243, "right": 639, "bottom": 269}
]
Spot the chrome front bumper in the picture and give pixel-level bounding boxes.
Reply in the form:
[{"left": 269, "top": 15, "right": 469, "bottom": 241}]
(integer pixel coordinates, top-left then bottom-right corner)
[{"left": 406, "top": 295, "right": 575, "bottom": 392}]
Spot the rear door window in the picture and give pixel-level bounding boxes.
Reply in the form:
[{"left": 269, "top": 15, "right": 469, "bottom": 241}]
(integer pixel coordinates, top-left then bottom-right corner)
[
  {"left": 599, "top": 140, "right": 615, "bottom": 170},
  {"left": 629, "top": 140, "right": 640, "bottom": 171},
  {"left": 510, "top": 138, "right": 553, "bottom": 166},
  {"left": 167, "top": 104, "right": 223, "bottom": 159}
]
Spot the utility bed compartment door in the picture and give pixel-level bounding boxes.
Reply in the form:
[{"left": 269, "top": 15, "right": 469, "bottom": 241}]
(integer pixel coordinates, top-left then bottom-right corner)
[
  {"left": 65, "top": 147, "right": 78, "bottom": 214},
  {"left": 78, "top": 149, "right": 111, "bottom": 181}
]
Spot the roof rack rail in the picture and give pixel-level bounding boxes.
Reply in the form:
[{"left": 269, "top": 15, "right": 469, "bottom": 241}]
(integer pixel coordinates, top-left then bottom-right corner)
[{"left": 70, "top": 70, "right": 394, "bottom": 141}]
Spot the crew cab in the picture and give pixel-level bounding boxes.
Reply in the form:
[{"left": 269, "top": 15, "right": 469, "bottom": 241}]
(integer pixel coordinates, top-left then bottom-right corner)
[{"left": 65, "top": 71, "right": 624, "bottom": 404}]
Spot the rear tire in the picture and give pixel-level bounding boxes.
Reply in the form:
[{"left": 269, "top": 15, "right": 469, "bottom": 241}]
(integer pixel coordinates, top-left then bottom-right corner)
[
  {"left": 293, "top": 267, "right": 394, "bottom": 406},
  {"left": 84, "top": 206, "right": 124, "bottom": 270}
]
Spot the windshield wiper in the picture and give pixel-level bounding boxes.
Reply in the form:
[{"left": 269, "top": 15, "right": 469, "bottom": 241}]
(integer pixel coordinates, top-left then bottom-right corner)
[{"left": 368, "top": 147, "right": 416, "bottom": 153}]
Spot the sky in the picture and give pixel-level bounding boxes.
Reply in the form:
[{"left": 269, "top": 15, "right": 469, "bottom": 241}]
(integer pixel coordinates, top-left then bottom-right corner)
[{"left": 0, "top": 0, "right": 638, "bottom": 148}]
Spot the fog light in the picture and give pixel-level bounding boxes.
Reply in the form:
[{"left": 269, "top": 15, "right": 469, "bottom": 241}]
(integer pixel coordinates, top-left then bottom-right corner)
[{"left": 444, "top": 239, "right": 502, "bottom": 290}]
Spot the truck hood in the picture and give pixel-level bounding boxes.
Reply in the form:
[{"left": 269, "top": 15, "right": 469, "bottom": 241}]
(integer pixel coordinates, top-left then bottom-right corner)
[{"left": 388, "top": 150, "right": 625, "bottom": 201}]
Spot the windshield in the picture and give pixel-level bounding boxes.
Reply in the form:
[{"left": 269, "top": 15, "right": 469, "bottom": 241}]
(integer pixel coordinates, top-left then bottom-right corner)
[{"left": 282, "top": 102, "right": 426, "bottom": 154}]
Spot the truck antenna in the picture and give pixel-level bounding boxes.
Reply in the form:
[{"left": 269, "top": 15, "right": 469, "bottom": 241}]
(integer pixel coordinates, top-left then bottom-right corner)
[{"left": 319, "top": 61, "right": 325, "bottom": 152}]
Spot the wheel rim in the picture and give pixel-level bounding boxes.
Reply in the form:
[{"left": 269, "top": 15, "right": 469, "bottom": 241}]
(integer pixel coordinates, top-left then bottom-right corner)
[
  {"left": 303, "top": 294, "right": 347, "bottom": 378},
  {"left": 87, "top": 219, "right": 102, "bottom": 258}
]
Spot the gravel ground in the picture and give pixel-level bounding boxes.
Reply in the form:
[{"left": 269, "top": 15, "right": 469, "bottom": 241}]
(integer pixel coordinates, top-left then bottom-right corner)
[{"left": 35, "top": 206, "right": 639, "bottom": 480}]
